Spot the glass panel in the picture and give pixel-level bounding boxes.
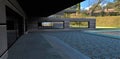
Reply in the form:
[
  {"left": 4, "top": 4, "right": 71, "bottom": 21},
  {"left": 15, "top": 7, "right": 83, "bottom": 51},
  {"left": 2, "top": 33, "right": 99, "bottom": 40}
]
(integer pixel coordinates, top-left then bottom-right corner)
[
  {"left": 40, "top": 22, "right": 64, "bottom": 29},
  {"left": 42, "top": 22, "right": 53, "bottom": 26},
  {"left": 52, "top": 22, "right": 64, "bottom": 29},
  {"left": 70, "top": 21, "right": 80, "bottom": 28},
  {"left": 6, "top": 6, "right": 24, "bottom": 48},
  {"left": 70, "top": 21, "right": 88, "bottom": 29},
  {"left": 79, "top": 22, "right": 88, "bottom": 28}
]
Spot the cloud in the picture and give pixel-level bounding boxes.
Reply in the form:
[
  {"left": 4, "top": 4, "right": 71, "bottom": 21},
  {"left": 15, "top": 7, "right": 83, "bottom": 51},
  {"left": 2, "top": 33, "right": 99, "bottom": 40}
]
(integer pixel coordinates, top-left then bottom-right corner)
[
  {"left": 100, "top": 3, "right": 107, "bottom": 7},
  {"left": 85, "top": 5, "right": 92, "bottom": 10},
  {"left": 81, "top": 7, "right": 84, "bottom": 10}
]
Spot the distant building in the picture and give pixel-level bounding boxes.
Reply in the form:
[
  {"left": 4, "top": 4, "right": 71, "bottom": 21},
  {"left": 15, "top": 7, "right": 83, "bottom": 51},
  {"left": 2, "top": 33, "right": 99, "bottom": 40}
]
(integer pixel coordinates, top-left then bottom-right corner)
[
  {"left": 87, "top": 9, "right": 119, "bottom": 16},
  {"left": 49, "top": 9, "right": 77, "bottom": 18}
]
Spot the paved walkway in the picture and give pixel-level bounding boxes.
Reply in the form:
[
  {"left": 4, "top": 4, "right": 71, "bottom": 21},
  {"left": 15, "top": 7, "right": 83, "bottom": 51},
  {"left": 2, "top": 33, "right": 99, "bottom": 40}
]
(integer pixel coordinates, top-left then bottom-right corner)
[
  {"left": 7, "top": 33, "right": 63, "bottom": 59},
  {"left": 8, "top": 30, "right": 120, "bottom": 59}
]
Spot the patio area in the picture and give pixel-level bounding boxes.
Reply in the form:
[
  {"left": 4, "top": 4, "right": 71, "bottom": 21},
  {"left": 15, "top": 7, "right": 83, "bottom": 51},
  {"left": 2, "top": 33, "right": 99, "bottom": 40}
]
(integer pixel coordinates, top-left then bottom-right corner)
[{"left": 7, "top": 30, "right": 120, "bottom": 59}]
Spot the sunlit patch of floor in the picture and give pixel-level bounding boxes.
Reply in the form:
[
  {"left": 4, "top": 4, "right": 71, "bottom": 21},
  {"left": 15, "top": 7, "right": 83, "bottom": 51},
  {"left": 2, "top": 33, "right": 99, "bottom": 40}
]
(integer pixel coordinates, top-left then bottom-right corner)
[
  {"left": 8, "top": 30, "right": 120, "bottom": 59},
  {"left": 43, "top": 31, "right": 120, "bottom": 58}
]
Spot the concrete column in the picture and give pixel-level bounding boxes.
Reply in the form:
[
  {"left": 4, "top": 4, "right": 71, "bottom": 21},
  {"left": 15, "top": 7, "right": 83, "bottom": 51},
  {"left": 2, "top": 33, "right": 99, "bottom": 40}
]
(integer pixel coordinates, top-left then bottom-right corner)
[
  {"left": 88, "top": 21, "right": 90, "bottom": 28},
  {"left": 27, "top": 19, "right": 39, "bottom": 30},
  {"left": 64, "top": 21, "right": 70, "bottom": 29},
  {"left": 89, "top": 20, "right": 96, "bottom": 29},
  {"left": 0, "top": 26, "right": 7, "bottom": 58},
  {"left": 0, "top": 2, "right": 6, "bottom": 23},
  {"left": 0, "top": 2, "right": 8, "bottom": 59},
  {"left": 23, "top": 17, "right": 26, "bottom": 34}
]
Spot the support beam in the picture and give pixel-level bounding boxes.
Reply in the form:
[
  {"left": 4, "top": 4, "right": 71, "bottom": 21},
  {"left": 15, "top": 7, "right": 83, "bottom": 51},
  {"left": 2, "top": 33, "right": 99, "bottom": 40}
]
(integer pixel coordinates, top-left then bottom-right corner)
[
  {"left": 5, "top": 0, "right": 25, "bottom": 18},
  {"left": 8, "top": 0, "right": 25, "bottom": 16}
]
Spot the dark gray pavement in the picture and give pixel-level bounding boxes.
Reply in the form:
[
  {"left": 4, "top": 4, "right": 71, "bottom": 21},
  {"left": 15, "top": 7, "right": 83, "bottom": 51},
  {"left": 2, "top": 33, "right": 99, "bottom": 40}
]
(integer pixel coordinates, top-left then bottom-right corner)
[
  {"left": 42, "top": 31, "right": 120, "bottom": 59},
  {"left": 7, "top": 30, "right": 120, "bottom": 59},
  {"left": 7, "top": 33, "right": 63, "bottom": 59}
]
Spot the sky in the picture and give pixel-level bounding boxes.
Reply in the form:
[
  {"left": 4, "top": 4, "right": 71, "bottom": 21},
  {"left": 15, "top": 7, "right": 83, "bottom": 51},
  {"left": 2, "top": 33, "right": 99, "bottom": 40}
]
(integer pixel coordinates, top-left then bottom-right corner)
[{"left": 80, "top": 0, "right": 114, "bottom": 10}]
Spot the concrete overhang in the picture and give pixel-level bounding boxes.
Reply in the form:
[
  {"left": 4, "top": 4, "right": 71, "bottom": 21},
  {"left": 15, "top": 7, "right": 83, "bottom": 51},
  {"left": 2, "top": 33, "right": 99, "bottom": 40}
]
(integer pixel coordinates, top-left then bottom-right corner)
[{"left": 17, "top": 0, "right": 84, "bottom": 17}]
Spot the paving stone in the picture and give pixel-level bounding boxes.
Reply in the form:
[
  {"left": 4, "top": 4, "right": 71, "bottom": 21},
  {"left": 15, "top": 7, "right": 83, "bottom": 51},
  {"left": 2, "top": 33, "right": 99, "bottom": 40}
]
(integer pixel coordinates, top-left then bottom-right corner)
[
  {"left": 8, "top": 33, "right": 63, "bottom": 59},
  {"left": 43, "top": 31, "right": 120, "bottom": 58},
  {"left": 8, "top": 30, "right": 120, "bottom": 59}
]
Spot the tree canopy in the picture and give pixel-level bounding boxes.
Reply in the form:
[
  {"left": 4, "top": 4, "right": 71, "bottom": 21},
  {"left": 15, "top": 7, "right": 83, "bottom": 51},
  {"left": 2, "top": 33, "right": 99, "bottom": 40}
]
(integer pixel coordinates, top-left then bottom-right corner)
[{"left": 114, "top": 0, "right": 120, "bottom": 11}]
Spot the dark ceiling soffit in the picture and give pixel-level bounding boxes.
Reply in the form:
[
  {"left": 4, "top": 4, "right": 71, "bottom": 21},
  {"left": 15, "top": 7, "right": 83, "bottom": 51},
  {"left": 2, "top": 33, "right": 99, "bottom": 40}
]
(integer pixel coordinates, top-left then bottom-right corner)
[{"left": 17, "top": 0, "right": 85, "bottom": 17}]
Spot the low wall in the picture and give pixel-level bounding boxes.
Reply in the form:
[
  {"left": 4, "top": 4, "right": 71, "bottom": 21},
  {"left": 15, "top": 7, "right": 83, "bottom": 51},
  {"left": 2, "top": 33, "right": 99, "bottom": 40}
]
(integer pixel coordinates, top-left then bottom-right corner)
[{"left": 39, "top": 17, "right": 96, "bottom": 29}]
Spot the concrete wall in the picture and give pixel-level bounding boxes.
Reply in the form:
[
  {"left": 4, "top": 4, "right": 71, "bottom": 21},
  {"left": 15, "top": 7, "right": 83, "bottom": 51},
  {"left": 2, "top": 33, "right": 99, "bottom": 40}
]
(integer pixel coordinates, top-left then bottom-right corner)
[
  {"left": 25, "top": 17, "right": 96, "bottom": 30},
  {"left": 0, "top": 1, "right": 6, "bottom": 23},
  {"left": 0, "top": 26, "right": 7, "bottom": 57},
  {"left": 0, "top": 0, "right": 25, "bottom": 58},
  {"left": 27, "top": 18, "right": 39, "bottom": 30},
  {"left": 38, "top": 17, "right": 96, "bottom": 29},
  {"left": 26, "top": 17, "right": 96, "bottom": 31},
  {"left": 0, "top": 1, "right": 7, "bottom": 57}
]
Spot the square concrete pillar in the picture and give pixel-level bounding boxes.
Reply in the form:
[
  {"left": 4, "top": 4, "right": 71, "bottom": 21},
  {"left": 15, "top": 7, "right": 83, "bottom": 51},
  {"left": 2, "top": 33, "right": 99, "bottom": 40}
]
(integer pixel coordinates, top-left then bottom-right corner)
[
  {"left": 88, "top": 20, "right": 96, "bottom": 29},
  {"left": 0, "top": 3, "right": 6, "bottom": 24},
  {"left": 64, "top": 21, "right": 70, "bottom": 29},
  {"left": 0, "top": 3, "right": 7, "bottom": 59},
  {"left": 0, "top": 25, "right": 7, "bottom": 57},
  {"left": 27, "top": 20, "right": 39, "bottom": 30}
]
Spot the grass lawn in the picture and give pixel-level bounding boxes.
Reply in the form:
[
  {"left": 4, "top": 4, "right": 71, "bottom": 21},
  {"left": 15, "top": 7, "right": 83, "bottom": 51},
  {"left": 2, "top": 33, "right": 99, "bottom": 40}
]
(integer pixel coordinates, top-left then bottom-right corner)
[
  {"left": 70, "top": 16, "right": 120, "bottom": 28},
  {"left": 70, "top": 25, "right": 120, "bottom": 29},
  {"left": 86, "top": 16, "right": 120, "bottom": 27}
]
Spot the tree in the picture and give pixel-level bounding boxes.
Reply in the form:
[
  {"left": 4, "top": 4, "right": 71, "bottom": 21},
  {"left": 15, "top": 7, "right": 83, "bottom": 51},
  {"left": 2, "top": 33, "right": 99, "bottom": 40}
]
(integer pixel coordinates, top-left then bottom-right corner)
[
  {"left": 88, "top": 0, "right": 109, "bottom": 16},
  {"left": 105, "top": 2, "right": 115, "bottom": 9},
  {"left": 76, "top": 3, "right": 81, "bottom": 14},
  {"left": 114, "top": 0, "right": 120, "bottom": 11},
  {"left": 89, "top": 0, "right": 103, "bottom": 16},
  {"left": 89, "top": 4, "right": 102, "bottom": 11},
  {"left": 103, "top": 2, "right": 115, "bottom": 16}
]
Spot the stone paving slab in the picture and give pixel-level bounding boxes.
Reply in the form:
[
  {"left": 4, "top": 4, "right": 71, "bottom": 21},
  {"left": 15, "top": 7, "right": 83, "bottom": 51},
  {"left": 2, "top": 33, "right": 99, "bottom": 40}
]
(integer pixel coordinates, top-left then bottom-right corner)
[
  {"left": 7, "top": 30, "right": 120, "bottom": 59},
  {"left": 41, "top": 31, "right": 120, "bottom": 59},
  {"left": 42, "top": 34, "right": 90, "bottom": 59},
  {"left": 7, "top": 33, "right": 62, "bottom": 59}
]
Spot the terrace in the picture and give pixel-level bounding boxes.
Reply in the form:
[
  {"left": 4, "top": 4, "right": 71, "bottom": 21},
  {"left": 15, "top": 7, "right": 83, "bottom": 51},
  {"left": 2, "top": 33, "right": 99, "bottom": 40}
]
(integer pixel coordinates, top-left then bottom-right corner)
[
  {"left": 6, "top": 30, "right": 120, "bottom": 59},
  {"left": 0, "top": 0, "right": 120, "bottom": 59}
]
